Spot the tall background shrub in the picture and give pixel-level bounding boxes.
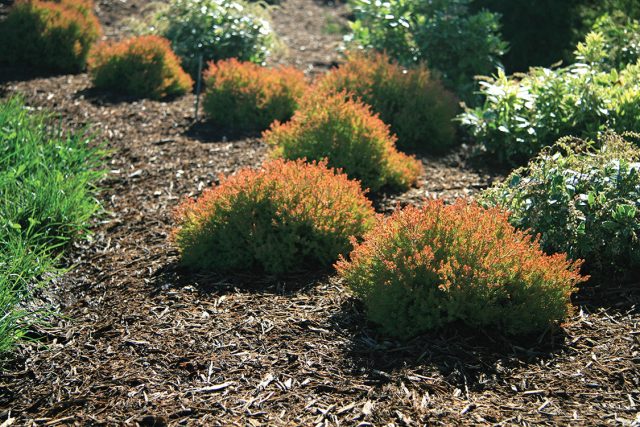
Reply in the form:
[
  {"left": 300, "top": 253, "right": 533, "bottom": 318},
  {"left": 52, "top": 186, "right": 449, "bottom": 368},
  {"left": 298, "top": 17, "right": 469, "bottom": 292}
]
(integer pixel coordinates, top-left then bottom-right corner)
[
  {"left": 472, "top": 0, "right": 640, "bottom": 72},
  {"left": 0, "top": 0, "right": 102, "bottom": 72},
  {"left": 153, "top": 0, "right": 274, "bottom": 78},
  {"left": 317, "top": 53, "right": 459, "bottom": 154},
  {"left": 347, "top": 0, "right": 507, "bottom": 101},
  {"left": 459, "top": 33, "right": 640, "bottom": 166}
]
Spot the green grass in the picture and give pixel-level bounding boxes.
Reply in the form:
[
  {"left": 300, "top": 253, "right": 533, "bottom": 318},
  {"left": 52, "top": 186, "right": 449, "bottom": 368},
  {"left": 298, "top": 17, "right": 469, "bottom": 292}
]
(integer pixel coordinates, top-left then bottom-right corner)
[{"left": 0, "top": 97, "right": 105, "bottom": 356}]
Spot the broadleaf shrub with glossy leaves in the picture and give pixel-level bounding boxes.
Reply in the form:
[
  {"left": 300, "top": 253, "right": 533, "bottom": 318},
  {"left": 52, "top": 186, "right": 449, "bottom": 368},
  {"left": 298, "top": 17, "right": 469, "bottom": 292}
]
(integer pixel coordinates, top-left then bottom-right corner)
[
  {"left": 0, "top": 0, "right": 102, "bottom": 72},
  {"left": 88, "top": 35, "right": 193, "bottom": 99},
  {"left": 203, "top": 59, "right": 307, "bottom": 133},
  {"left": 263, "top": 91, "right": 422, "bottom": 193},
  {"left": 154, "top": 0, "right": 274, "bottom": 78},
  {"left": 481, "top": 133, "right": 640, "bottom": 280},
  {"left": 317, "top": 53, "right": 459, "bottom": 154},
  {"left": 173, "top": 159, "right": 376, "bottom": 276},
  {"left": 336, "top": 200, "right": 586, "bottom": 338},
  {"left": 459, "top": 34, "right": 640, "bottom": 167},
  {"left": 587, "top": 14, "right": 640, "bottom": 70},
  {"left": 347, "top": 0, "right": 507, "bottom": 101}
]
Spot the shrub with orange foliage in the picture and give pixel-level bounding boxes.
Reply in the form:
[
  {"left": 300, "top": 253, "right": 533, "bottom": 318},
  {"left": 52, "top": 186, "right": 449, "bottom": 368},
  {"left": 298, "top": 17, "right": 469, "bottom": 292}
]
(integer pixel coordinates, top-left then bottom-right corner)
[
  {"left": 263, "top": 91, "right": 422, "bottom": 193},
  {"left": 0, "top": 0, "right": 101, "bottom": 72},
  {"left": 173, "top": 159, "right": 376, "bottom": 275},
  {"left": 336, "top": 200, "right": 587, "bottom": 338},
  {"left": 88, "top": 35, "right": 193, "bottom": 99},
  {"left": 202, "top": 59, "right": 307, "bottom": 133},
  {"left": 317, "top": 52, "right": 459, "bottom": 154}
]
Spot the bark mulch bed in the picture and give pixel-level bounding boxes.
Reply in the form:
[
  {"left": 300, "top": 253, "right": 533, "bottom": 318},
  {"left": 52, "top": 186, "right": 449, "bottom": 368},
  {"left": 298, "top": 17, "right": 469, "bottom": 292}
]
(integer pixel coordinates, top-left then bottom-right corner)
[{"left": 1, "top": 1, "right": 640, "bottom": 425}]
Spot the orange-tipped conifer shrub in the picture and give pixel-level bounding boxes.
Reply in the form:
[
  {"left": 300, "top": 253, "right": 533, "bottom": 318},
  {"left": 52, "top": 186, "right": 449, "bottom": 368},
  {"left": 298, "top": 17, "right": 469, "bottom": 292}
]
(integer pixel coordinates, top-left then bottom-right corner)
[
  {"left": 336, "top": 200, "right": 587, "bottom": 338},
  {"left": 263, "top": 91, "right": 422, "bottom": 193},
  {"left": 317, "top": 52, "right": 459, "bottom": 154},
  {"left": 0, "top": 0, "right": 101, "bottom": 72},
  {"left": 88, "top": 35, "right": 193, "bottom": 99},
  {"left": 173, "top": 159, "right": 376, "bottom": 276},
  {"left": 202, "top": 59, "right": 307, "bottom": 133}
]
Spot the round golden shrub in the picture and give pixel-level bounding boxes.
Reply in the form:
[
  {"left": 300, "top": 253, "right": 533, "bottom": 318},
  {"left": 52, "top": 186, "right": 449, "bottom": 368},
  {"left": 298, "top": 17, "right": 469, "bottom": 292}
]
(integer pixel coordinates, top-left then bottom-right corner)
[
  {"left": 173, "top": 159, "right": 376, "bottom": 276},
  {"left": 88, "top": 35, "right": 193, "bottom": 99}
]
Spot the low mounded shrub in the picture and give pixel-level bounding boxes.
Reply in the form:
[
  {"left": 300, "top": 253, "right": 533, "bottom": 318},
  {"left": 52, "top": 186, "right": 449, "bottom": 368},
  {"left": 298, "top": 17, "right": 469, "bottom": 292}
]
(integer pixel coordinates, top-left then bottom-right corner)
[
  {"left": 0, "top": 0, "right": 101, "bottom": 72},
  {"left": 336, "top": 200, "right": 586, "bottom": 338},
  {"left": 153, "top": 0, "right": 274, "bottom": 78},
  {"left": 347, "top": 0, "right": 507, "bottom": 100},
  {"left": 202, "top": 59, "right": 307, "bottom": 133},
  {"left": 481, "top": 133, "right": 640, "bottom": 280},
  {"left": 263, "top": 91, "right": 422, "bottom": 193},
  {"left": 459, "top": 34, "right": 640, "bottom": 167},
  {"left": 88, "top": 35, "right": 193, "bottom": 100},
  {"left": 173, "top": 159, "right": 376, "bottom": 276},
  {"left": 317, "top": 53, "right": 459, "bottom": 154}
]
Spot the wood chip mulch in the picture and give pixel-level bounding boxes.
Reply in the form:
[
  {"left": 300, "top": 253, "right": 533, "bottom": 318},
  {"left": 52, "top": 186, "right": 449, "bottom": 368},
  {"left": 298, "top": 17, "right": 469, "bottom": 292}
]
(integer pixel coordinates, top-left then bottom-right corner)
[{"left": 1, "top": 1, "right": 639, "bottom": 425}]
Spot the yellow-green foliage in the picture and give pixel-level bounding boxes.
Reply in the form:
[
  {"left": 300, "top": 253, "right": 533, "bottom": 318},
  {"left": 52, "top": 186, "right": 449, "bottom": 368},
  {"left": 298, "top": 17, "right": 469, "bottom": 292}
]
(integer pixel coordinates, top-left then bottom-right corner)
[
  {"left": 263, "top": 91, "right": 422, "bottom": 193},
  {"left": 337, "top": 200, "right": 586, "bottom": 338},
  {"left": 88, "top": 35, "right": 193, "bottom": 99},
  {"left": 0, "top": 0, "right": 101, "bottom": 72},
  {"left": 317, "top": 52, "right": 459, "bottom": 154},
  {"left": 173, "top": 159, "right": 376, "bottom": 276}
]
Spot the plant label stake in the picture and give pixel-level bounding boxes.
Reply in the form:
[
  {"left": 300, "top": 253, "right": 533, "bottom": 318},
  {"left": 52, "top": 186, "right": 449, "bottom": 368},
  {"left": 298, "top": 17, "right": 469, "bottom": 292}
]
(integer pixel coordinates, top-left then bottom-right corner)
[{"left": 194, "top": 54, "right": 204, "bottom": 122}]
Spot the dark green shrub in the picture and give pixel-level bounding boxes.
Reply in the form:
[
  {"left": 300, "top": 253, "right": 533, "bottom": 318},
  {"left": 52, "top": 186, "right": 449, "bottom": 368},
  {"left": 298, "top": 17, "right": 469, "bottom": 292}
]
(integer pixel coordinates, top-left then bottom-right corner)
[
  {"left": 202, "top": 59, "right": 307, "bottom": 133},
  {"left": 88, "top": 35, "right": 193, "bottom": 99},
  {"left": 347, "top": 0, "right": 507, "bottom": 101},
  {"left": 263, "top": 91, "right": 422, "bottom": 193},
  {"left": 173, "top": 159, "right": 376, "bottom": 276},
  {"left": 317, "top": 52, "right": 459, "bottom": 154},
  {"left": 153, "top": 0, "right": 274, "bottom": 78},
  {"left": 0, "top": 0, "right": 101, "bottom": 73},
  {"left": 481, "top": 133, "right": 640, "bottom": 280},
  {"left": 336, "top": 200, "right": 586, "bottom": 338},
  {"left": 459, "top": 34, "right": 640, "bottom": 167},
  {"left": 472, "top": 0, "right": 640, "bottom": 72}
]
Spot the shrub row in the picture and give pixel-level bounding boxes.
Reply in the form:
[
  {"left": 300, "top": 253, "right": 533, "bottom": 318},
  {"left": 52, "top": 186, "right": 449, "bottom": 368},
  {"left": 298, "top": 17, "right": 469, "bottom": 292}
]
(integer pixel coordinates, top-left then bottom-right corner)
[
  {"left": 0, "top": 97, "right": 105, "bottom": 354},
  {"left": 173, "top": 159, "right": 588, "bottom": 338}
]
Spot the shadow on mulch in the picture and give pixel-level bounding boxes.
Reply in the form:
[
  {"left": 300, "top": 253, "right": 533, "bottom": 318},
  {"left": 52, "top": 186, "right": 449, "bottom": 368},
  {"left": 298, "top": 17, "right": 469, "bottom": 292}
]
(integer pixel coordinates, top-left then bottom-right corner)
[
  {"left": 573, "top": 277, "right": 640, "bottom": 313},
  {"left": 74, "top": 87, "right": 184, "bottom": 106},
  {"left": 184, "top": 120, "right": 261, "bottom": 143},
  {"left": 0, "top": 65, "right": 69, "bottom": 84},
  {"left": 330, "top": 297, "right": 570, "bottom": 391},
  {"left": 151, "top": 260, "right": 331, "bottom": 297}
]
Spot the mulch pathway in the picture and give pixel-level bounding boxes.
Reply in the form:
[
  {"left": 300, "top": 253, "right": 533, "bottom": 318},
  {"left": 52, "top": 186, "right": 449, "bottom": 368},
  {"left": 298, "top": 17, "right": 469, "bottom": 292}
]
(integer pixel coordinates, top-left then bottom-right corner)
[{"left": 1, "top": 1, "right": 639, "bottom": 425}]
